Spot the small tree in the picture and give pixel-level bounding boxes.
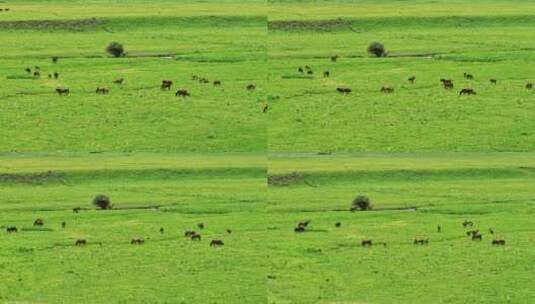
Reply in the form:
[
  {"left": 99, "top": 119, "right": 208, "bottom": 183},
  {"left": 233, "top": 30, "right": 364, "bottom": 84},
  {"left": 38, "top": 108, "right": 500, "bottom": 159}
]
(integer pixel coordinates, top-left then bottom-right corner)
[
  {"left": 367, "top": 42, "right": 386, "bottom": 57},
  {"left": 93, "top": 194, "right": 112, "bottom": 210},
  {"left": 106, "top": 42, "right": 125, "bottom": 58},
  {"left": 351, "top": 195, "right": 371, "bottom": 211}
]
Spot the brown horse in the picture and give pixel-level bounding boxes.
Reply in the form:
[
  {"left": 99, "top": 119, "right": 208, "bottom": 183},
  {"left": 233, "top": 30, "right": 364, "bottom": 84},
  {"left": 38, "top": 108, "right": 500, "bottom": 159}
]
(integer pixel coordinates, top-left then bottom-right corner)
[
  {"left": 210, "top": 240, "right": 224, "bottom": 247},
  {"left": 381, "top": 86, "right": 394, "bottom": 93},
  {"left": 33, "top": 218, "right": 44, "bottom": 226},
  {"left": 56, "top": 88, "right": 70, "bottom": 96},
  {"left": 175, "top": 89, "right": 190, "bottom": 98},
  {"left": 131, "top": 238, "right": 145, "bottom": 245},
  {"left": 459, "top": 88, "right": 476, "bottom": 95},
  {"left": 336, "top": 87, "right": 351, "bottom": 94},
  {"left": 161, "top": 80, "right": 173, "bottom": 90}
]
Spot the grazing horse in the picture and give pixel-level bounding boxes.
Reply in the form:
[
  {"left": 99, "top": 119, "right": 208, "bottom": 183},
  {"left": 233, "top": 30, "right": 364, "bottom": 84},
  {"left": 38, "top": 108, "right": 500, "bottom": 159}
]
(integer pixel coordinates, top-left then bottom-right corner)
[
  {"left": 96, "top": 87, "right": 109, "bottom": 94},
  {"left": 246, "top": 84, "right": 256, "bottom": 91},
  {"left": 492, "top": 239, "right": 505, "bottom": 246},
  {"left": 381, "top": 86, "right": 394, "bottom": 93},
  {"left": 297, "top": 220, "right": 310, "bottom": 228},
  {"left": 73, "top": 207, "right": 81, "bottom": 213},
  {"left": 489, "top": 228, "right": 494, "bottom": 234},
  {"left": 336, "top": 87, "right": 351, "bottom": 94},
  {"left": 413, "top": 238, "right": 429, "bottom": 245},
  {"left": 464, "top": 73, "right": 474, "bottom": 80},
  {"left": 466, "top": 229, "right": 479, "bottom": 237},
  {"left": 335, "top": 222, "right": 341, "bottom": 228},
  {"left": 210, "top": 240, "right": 224, "bottom": 247},
  {"left": 361, "top": 240, "right": 373, "bottom": 247},
  {"left": 6, "top": 227, "right": 17, "bottom": 233},
  {"left": 323, "top": 71, "right": 330, "bottom": 78},
  {"left": 33, "top": 71, "right": 40, "bottom": 77},
  {"left": 52, "top": 56, "right": 59, "bottom": 63},
  {"left": 33, "top": 218, "right": 44, "bottom": 226},
  {"left": 197, "top": 223, "right": 204, "bottom": 230},
  {"left": 131, "top": 238, "right": 145, "bottom": 245},
  {"left": 263, "top": 104, "right": 269, "bottom": 113},
  {"left": 175, "top": 89, "right": 190, "bottom": 98},
  {"left": 471, "top": 233, "right": 482, "bottom": 241},
  {"left": 526, "top": 82, "right": 533, "bottom": 90},
  {"left": 56, "top": 88, "right": 70, "bottom": 96},
  {"left": 462, "top": 220, "right": 474, "bottom": 228},
  {"left": 294, "top": 226, "right": 305, "bottom": 233},
  {"left": 408, "top": 76, "right": 416, "bottom": 83},
  {"left": 54, "top": 72, "right": 59, "bottom": 79},
  {"left": 490, "top": 79, "right": 497, "bottom": 84},
  {"left": 160, "top": 227, "right": 164, "bottom": 233},
  {"left": 298, "top": 67, "right": 304, "bottom": 73},
  {"left": 191, "top": 233, "right": 201, "bottom": 241},
  {"left": 184, "top": 231, "right": 196, "bottom": 237},
  {"left": 61, "top": 222, "right": 66, "bottom": 229},
  {"left": 213, "top": 80, "right": 221, "bottom": 86},
  {"left": 441, "top": 79, "right": 454, "bottom": 89},
  {"left": 331, "top": 55, "right": 339, "bottom": 62},
  {"left": 161, "top": 80, "right": 173, "bottom": 90},
  {"left": 25, "top": 68, "right": 31, "bottom": 73},
  {"left": 75, "top": 239, "right": 87, "bottom": 246},
  {"left": 226, "top": 229, "right": 232, "bottom": 234},
  {"left": 112, "top": 78, "right": 124, "bottom": 84},
  {"left": 459, "top": 88, "right": 476, "bottom": 95}
]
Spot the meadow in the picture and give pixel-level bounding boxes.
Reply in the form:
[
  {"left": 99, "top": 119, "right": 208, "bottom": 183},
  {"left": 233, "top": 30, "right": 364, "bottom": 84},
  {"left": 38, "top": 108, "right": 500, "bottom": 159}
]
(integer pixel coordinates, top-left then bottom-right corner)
[
  {"left": 1, "top": 0, "right": 535, "bottom": 303},
  {"left": 267, "top": 0, "right": 535, "bottom": 152},
  {"left": 0, "top": 0, "right": 266, "bottom": 152},
  {"left": 267, "top": 153, "right": 535, "bottom": 303},
  {"left": 0, "top": 153, "right": 267, "bottom": 303}
]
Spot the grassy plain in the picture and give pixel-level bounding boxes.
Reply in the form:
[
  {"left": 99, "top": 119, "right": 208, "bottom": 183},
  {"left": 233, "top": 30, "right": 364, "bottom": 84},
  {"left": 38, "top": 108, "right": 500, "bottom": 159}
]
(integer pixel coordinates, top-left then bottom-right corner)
[
  {"left": 1, "top": 1, "right": 535, "bottom": 303},
  {"left": 267, "top": 152, "right": 535, "bottom": 303},
  {"left": 0, "top": 153, "right": 267, "bottom": 303},
  {"left": 267, "top": 0, "right": 535, "bottom": 152}
]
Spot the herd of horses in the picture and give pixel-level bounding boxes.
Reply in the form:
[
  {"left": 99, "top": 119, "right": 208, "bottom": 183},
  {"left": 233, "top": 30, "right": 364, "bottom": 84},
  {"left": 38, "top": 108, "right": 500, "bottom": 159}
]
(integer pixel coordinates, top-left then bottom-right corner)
[
  {"left": 5, "top": 216, "right": 227, "bottom": 248},
  {"left": 23, "top": 57, "right": 257, "bottom": 100},
  {"left": 294, "top": 218, "right": 507, "bottom": 247},
  {"left": 298, "top": 56, "right": 533, "bottom": 96}
]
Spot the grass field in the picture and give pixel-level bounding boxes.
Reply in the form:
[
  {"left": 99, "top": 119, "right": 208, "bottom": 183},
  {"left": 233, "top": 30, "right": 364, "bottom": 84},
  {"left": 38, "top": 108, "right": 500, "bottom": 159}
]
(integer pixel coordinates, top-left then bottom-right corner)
[
  {"left": 0, "top": 153, "right": 267, "bottom": 303},
  {"left": 0, "top": 0, "right": 266, "bottom": 152},
  {"left": 1, "top": 0, "right": 535, "bottom": 303},
  {"left": 267, "top": 153, "right": 535, "bottom": 303},
  {"left": 267, "top": 0, "right": 535, "bottom": 152}
]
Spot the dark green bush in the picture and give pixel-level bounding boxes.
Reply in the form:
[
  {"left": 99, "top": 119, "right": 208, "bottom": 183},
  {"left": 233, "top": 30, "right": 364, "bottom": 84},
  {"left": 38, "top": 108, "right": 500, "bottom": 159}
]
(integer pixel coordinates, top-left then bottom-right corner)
[
  {"left": 350, "top": 195, "right": 372, "bottom": 211},
  {"left": 367, "top": 42, "right": 386, "bottom": 57},
  {"left": 106, "top": 42, "right": 125, "bottom": 57},
  {"left": 92, "top": 194, "right": 112, "bottom": 209}
]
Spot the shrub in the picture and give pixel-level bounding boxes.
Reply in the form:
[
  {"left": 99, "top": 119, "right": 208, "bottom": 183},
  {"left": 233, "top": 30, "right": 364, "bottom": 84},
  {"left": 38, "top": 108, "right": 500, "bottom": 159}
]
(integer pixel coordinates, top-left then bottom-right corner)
[
  {"left": 367, "top": 42, "right": 386, "bottom": 57},
  {"left": 106, "top": 42, "right": 125, "bottom": 57},
  {"left": 350, "top": 195, "right": 371, "bottom": 211},
  {"left": 92, "top": 194, "right": 112, "bottom": 209}
]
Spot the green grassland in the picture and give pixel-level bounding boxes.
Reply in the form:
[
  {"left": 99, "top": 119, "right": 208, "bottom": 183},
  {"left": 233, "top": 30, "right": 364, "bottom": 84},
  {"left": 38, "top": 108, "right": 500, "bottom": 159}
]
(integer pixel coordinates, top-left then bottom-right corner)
[
  {"left": 0, "top": 1, "right": 266, "bottom": 152},
  {"left": 1, "top": 0, "right": 535, "bottom": 303},
  {"left": 0, "top": 153, "right": 267, "bottom": 303},
  {"left": 267, "top": 153, "right": 535, "bottom": 303},
  {"left": 267, "top": 0, "right": 535, "bottom": 152}
]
